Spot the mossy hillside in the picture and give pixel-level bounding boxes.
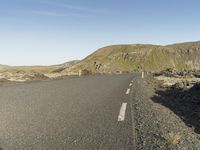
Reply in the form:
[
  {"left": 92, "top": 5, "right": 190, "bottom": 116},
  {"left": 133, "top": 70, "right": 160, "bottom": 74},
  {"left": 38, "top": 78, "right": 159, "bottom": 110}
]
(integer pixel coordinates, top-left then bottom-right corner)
[
  {"left": 143, "top": 48, "right": 172, "bottom": 71},
  {"left": 67, "top": 41, "right": 200, "bottom": 73}
]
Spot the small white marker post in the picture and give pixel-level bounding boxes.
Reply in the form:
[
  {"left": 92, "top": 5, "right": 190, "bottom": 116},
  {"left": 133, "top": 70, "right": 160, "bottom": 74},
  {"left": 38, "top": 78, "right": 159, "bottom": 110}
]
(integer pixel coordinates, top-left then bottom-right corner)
[
  {"left": 78, "top": 70, "right": 82, "bottom": 77},
  {"left": 126, "top": 88, "right": 130, "bottom": 95},
  {"left": 142, "top": 71, "right": 144, "bottom": 79},
  {"left": 118, "top": 103, "right": 127, "bottom": 121}
]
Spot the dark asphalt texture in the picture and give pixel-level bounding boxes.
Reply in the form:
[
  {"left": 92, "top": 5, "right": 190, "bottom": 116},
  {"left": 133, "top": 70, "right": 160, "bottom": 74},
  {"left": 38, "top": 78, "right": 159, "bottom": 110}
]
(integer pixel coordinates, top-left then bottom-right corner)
[{"left": 0, "top": 74, "right": 135, "bottom": 150}]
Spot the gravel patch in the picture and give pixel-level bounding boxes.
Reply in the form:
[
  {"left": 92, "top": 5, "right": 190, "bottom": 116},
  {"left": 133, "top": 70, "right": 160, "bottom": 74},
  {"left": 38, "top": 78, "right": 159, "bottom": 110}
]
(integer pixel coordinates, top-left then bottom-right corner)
[{"left": 131, "top": 76, "right": 200, "bottom": 149}]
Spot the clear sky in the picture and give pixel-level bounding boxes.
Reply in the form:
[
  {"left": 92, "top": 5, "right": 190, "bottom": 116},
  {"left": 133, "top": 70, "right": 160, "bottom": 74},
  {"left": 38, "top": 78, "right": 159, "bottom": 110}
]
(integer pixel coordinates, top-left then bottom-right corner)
[{"left": 0, "top": 0, "right": 200, "bottom": 66}]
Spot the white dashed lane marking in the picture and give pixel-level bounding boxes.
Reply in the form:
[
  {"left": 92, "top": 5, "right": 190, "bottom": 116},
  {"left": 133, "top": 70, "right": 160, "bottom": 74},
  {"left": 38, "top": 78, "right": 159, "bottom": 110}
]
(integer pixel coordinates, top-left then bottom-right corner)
[{"left": 118, "top": 103, "right": 127, "bottom": 121}]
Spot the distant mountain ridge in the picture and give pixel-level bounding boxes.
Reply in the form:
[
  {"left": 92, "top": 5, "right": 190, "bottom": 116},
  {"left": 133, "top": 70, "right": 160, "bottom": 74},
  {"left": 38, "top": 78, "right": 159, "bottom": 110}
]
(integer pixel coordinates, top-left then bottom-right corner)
[
  {"left": 0, "top": 64, "right": 10, "bottom": 70},
  {"left": 0, "top": 60, "right": 80, "bottom": 82},
  {"left": 64, "top": 41, "right": 200, "bottom": 73},
  {"left": 0, "top": 60, "right": 79, "bottom": 73}
]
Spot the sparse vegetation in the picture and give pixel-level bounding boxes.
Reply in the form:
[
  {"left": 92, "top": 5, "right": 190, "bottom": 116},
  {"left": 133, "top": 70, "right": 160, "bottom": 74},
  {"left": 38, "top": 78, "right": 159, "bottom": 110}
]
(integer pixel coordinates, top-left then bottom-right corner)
[
  {"left": 1, "top": 41, "right": 200, "bottom": 82},
  {"left": 66, "top": 41, "right": 200, "bottom": 74},
  {"left": 166, "top": 132, "right": 182, "bottom": 145}
]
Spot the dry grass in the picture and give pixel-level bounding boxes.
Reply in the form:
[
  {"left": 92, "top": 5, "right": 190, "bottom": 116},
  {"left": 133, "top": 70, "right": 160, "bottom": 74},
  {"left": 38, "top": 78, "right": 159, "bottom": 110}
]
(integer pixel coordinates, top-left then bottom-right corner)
[{"left": 166, "top": 132, "right": 182, "bottom": 145}]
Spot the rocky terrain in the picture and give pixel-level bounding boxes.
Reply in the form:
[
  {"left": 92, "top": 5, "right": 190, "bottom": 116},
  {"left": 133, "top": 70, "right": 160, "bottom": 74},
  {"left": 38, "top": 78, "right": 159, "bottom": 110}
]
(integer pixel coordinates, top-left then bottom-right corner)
[
  {"left": 132, "top": 68, "right": 200, "bottom": 149},
  {"left": 0, "top": 60, "right": 79, "bottom": 83},
  {"left": 152, "top": 68, "right": 200, "bottom": 132},
  {"left": 0, "top": 71, "right": 49, "bottom": 82},
  {"left": 132, "top": 74, "right": 200, "bottom": 149},
  {"left": 154, "top": 68, "right": 200, "bottom": 87},
  {"left": 64, "top": 41, "right": 200, "bottom": 74},
  {"left": 1, "top": 40, "right": 200, "bottom": 82}
]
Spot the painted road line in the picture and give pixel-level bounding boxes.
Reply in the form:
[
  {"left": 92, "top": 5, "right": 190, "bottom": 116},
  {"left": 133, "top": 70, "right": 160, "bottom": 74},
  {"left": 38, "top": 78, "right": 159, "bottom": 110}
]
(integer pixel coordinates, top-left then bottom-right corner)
[
  {"left": 129, "top": 83, "right": 132, "bottom": 86},
  {"left": 126, "top": 88, "right": 130, "bottom": 95},
  {"left": 118, "top": 103, "right": 127, "bottom": 121}
]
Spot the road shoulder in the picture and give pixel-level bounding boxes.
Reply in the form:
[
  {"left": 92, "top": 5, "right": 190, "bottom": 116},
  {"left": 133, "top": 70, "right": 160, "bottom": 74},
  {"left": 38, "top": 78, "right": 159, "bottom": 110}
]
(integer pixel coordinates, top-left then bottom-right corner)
[{"left": 131, "top": 76, "right": 200, "bottom": 150}]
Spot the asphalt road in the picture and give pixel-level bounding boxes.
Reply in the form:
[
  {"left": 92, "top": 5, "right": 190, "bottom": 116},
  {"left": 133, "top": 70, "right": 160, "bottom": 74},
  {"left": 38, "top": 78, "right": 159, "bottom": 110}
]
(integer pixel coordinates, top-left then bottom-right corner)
[{"left": 0, "top": 74, "right": 135, "bottom": 150}]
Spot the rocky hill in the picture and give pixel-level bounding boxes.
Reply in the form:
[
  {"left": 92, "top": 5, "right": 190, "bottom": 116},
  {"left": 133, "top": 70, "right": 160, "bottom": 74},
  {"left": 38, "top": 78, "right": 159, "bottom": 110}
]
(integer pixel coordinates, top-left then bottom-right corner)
[
  {"left": 0, "top": 61, "right": 79, "bottom": 82},
  {"left": 64, "top": 41, "right": 200, "bottom": 74},
  {"left": 1, "top": 41, "right": 200, "bottom": 80}
]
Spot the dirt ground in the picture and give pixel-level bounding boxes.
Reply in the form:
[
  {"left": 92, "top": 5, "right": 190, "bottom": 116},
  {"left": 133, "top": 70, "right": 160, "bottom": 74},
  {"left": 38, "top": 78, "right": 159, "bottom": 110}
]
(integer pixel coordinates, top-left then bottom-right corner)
[{"left": 131, "top": 76, "right": 200, "bottom": 150}]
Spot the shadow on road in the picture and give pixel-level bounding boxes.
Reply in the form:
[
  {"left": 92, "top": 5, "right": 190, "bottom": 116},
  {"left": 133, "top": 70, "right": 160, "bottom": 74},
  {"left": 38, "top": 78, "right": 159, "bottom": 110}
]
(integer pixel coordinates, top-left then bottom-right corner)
[{"left": 151, "top": 83, "right": 200, "bottom": 134}]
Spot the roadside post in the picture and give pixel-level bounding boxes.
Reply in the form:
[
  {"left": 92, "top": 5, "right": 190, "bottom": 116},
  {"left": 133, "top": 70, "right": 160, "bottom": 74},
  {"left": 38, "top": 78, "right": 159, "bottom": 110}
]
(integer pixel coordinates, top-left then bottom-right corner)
[
  {"left": 142, "top": 71, "right": 144, "bottom": 79},
  {"left": 78, "top": 70, "right": 82, "bottom": 77}
]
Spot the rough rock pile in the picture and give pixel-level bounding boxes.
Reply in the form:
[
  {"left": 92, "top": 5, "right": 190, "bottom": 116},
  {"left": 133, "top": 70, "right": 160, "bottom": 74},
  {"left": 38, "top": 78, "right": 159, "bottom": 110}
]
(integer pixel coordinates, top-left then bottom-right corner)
[
  {"left": 171, "top": 80, "right": 191, "bottom": 89},
  {"left": 22, "top": 72, "right": 49, "bottom": 80},
  {"left": 154, "top": 68, "right": 200, "bottom": 78},
  {"left": 0, "top": 71, "right": 49, "bottom": 82}
]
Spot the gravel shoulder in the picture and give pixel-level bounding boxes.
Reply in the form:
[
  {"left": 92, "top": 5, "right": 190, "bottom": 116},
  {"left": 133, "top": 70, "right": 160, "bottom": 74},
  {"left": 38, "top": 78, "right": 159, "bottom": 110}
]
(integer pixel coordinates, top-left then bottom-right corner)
[{"left": 131, "top": 75, "right": 200, "bottom": 150}]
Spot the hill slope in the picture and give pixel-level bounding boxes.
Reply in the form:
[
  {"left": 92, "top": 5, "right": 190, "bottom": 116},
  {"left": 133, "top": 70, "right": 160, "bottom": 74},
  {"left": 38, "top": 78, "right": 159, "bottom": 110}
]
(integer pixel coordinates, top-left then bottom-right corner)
[
  {"left": 0, "top": 64, "right": 10, "bottom": 71},
  {"left": 0, "top": 60, "right": 79, "bottom": 73},
  {"left": 64, "top": 41, "right": 200, "bottom": 73}
]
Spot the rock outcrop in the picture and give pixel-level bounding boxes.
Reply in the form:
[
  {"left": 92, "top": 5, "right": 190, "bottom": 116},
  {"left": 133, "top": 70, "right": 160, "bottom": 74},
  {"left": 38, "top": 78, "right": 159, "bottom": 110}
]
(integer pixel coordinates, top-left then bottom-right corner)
[{"left": 64, "top": 41, "right": 200, "bottom": 74}]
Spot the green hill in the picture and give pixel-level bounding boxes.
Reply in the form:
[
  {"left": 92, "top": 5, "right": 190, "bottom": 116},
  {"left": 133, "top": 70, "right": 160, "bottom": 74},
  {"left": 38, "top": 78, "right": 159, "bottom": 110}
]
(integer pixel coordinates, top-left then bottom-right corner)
[{"left": 65, "top": 41, "right": 200, "bottom": 73}]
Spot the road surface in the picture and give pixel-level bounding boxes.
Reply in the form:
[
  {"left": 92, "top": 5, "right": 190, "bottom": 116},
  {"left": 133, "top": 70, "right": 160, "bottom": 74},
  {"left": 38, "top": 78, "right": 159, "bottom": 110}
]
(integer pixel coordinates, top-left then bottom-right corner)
[{"left": 0, "top": 74, "right": 135, "bottom": 150}]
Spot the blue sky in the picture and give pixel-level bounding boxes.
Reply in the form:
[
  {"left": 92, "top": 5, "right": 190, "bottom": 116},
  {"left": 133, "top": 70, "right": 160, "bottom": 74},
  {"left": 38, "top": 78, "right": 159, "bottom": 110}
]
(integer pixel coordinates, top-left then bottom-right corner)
[{"left": 0, "top": 0, "right": 200, "bottom": 66}]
